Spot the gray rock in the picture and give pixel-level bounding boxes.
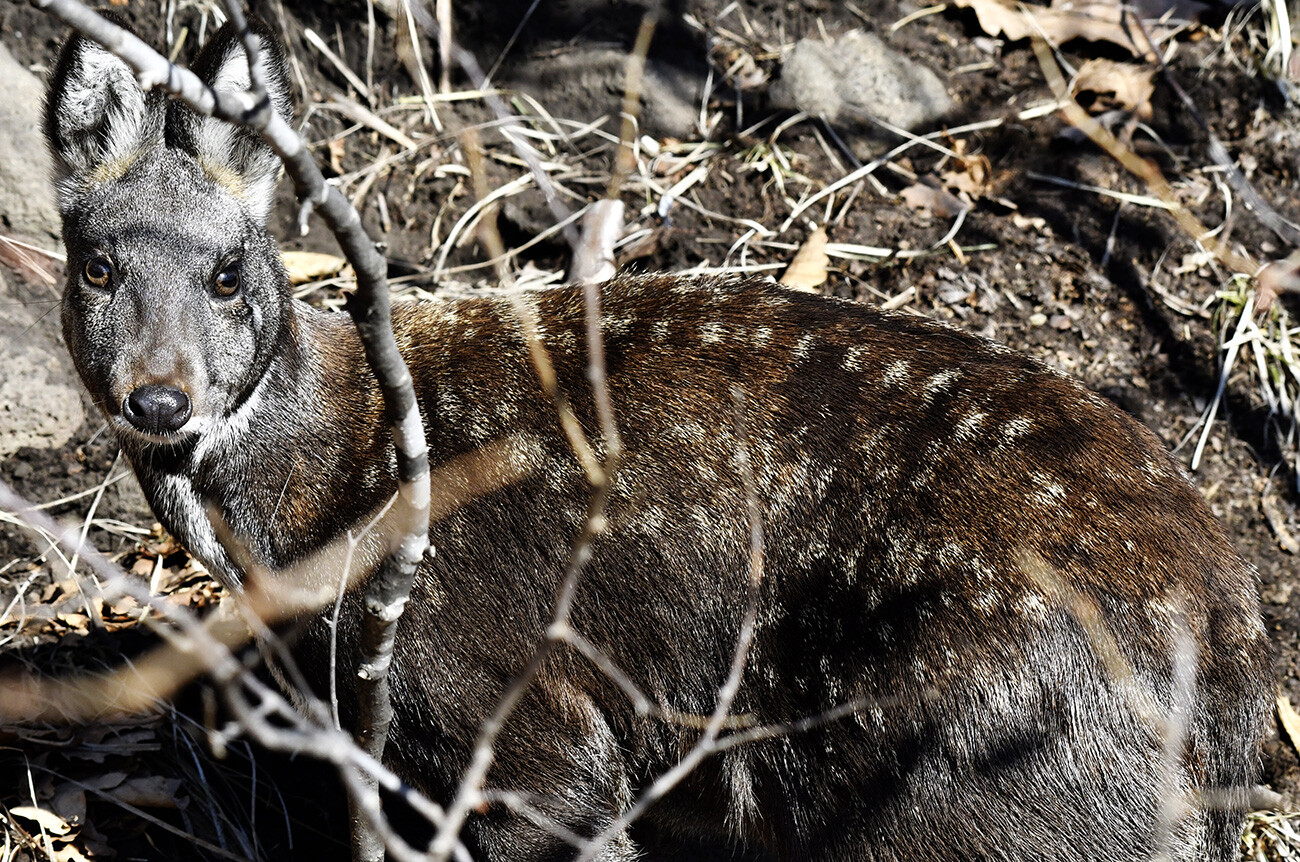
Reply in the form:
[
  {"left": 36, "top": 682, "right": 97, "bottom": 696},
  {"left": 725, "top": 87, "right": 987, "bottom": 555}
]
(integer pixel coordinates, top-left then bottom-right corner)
[
  {"left": 0, "top": 43, "right": 60, "bottom": 242},
  {"left": 0, "top": 269, "right": 84, "bottom": 458},
  {"left": 769, "top": 30, "right": 952, "bottom": 138}
]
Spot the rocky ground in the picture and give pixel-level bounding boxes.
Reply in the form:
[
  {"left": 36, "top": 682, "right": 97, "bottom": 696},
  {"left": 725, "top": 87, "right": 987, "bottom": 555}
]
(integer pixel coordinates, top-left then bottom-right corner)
[{"left": 0, "top": 0, "right": 1299, "bottom": 858}]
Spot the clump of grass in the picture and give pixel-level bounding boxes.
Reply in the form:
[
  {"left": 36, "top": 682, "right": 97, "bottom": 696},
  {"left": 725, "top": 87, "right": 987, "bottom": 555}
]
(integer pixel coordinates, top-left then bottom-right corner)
[
  {"left": 1244, "top": 809, "right": 1300, "bottom": 860},
  {"left": 1201, "top": 281, "right": 1300, "bottom": 489}
]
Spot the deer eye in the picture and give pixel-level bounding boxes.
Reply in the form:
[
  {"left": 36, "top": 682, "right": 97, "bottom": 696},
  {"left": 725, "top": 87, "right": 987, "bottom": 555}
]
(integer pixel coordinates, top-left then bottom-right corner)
[
  {"left": 213, "top": 263, "right": 241, "bottom": 298},
  {"left": 84, "top": 257, "right": 112, "bottom": 288}
]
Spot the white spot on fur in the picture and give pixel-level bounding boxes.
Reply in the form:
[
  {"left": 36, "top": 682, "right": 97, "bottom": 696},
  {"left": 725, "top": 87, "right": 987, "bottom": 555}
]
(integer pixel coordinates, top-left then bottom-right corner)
[
  {"left": 857, "top": 428, "right": 887, "bottom": 460},
  {"left": 843, "top": 344, "right": 868, "bottom": 372},
  {"left": 671, "top": 421, "right": 710, "bottom": 445},
  {"left": 437, "top": 389, "right": 463, "bottom": 422},
  {"left": 544, "top": 457, "right": 571, "bottom": 491},
  {"left": 639, "top": 505, "right": 666, "bottom": 532},
  {"left": 602, "top": 315, "right": 633, "bottom": 337},
  {"left": 1029, "top": 471, "right": 1067, "bottom": 508},
  {"left": 753, "top": 326, "right": 773, "bottom": 346},
  {"left": 1016, "top": 593, "right": 1049, "bottom": 619},
  {"left": 1002, "top": 416, "right": 1034, "bottom": 442},
  {"left": 953, "top": 410, "right": 987, "bottom": 443},
  {"left": 793, "top": 333, "right": 817, "bottom": 360},
  {"left": 882, "top": 360, "right": 911, "bottom": 386},
  {"left": 922, "top": 369, "right": 960, "bottom": 399},
  {"left": 909, "top": 464, "right": 935, "bottom": 491},
  {"left": 936, "top": 541, "right": 965, "bottom": 567},
  {"left": 552, "top": 328, "right": 578, "bottom": 351},
  {"left": 699, "top": 322, "right": 725, "bottom": 344}
]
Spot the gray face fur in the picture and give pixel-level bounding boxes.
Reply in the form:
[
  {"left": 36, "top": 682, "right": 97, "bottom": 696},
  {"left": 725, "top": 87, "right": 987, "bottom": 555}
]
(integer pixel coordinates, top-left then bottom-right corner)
[{"left": 46, "top": 21, "right": 292, "bottom": 446}]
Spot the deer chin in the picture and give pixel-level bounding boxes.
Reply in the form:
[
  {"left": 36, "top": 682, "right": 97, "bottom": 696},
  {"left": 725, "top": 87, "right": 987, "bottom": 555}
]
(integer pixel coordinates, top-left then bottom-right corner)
[{"left": 110, "top": 411, "right": 203, "bottom": 447}]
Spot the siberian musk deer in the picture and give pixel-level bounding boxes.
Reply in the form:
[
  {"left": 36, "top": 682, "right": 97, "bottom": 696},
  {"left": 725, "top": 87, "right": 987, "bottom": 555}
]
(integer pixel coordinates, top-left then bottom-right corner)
[{"left": 45, "top": 18, "right": 1270, "bottom": 862}]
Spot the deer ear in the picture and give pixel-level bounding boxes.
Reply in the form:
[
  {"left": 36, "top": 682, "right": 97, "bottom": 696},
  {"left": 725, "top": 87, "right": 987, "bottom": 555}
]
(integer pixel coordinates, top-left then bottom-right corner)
[
  {"left": 44, "top": 28, "right": 166, "bottom": 211},
  {"left": 168, "top": 19, "right": 293, "bottom": 225}
]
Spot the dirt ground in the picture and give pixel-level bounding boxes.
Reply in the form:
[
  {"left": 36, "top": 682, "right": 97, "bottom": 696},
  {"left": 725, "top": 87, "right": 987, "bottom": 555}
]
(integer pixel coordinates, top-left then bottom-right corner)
[{"left": 0, "top": 0, "right": 1299, "bottom": 858}]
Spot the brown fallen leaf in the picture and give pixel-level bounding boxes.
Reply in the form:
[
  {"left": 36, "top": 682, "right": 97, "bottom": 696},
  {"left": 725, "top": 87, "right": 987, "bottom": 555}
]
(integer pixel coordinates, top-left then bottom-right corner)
[
  {"left": 327, "top": 138, "right": 347, "bottom": 175},
  {"left": 1278, "top": 694, "right": 1300, "bottom": 754},
  {"left": 939, "top": 147, "right": 993, "bottom": 198},
  {"left": 900, "top": 182, "right": 967, "bottom": 219},
  {"left": 1073, "top": 58, "right": 1156, "bottom": 119},
  {"left": 781, "top": 226, "right": 829, "bottom": 292},
  {"left": 78, "top": 772, "right": 129, "bottom": 792},
  {"left": 109, "top": 775, "right": 185, "bottom": 809},
  {"left": 52, "top": 843, "right": 91, "bottom": 862},
  {"left": 11, "top": 805, "right": 74, "bottom": 836},
  {"left": 281, "top": 251, "right": 348, "bottom": 284},
  {"left": 50, "top": 784, "right": 87, "bottom": 827},
  {"left": 1256, "top": 249, "right": 1300, "bottom": 315},
  {"left": 950, "top": 0, "right": 1177, "bottom": 57},
  {"left": 55, "top": 611, "right": 90, "bottom": 632}
]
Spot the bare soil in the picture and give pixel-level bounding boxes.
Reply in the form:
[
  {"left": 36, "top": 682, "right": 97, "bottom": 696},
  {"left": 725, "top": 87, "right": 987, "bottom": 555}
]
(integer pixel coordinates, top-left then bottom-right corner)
[{"left": 1, "top": 0, "right": 1298, "bottom": 858}]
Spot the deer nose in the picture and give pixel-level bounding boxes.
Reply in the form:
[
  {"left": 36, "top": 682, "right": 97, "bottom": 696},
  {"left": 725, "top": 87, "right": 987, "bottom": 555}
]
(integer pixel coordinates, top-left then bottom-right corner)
[{"left": 122, "top": 385, "right": 192, "bottom": 435}]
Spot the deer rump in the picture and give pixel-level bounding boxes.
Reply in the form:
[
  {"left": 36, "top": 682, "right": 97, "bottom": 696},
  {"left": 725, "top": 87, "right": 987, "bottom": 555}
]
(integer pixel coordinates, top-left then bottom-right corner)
[{"left": 44, "top": 17, "right": 1269, "bottom": 862}]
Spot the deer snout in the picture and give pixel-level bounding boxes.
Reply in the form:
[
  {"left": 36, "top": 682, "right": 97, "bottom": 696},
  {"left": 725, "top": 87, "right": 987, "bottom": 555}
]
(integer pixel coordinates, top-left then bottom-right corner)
[{"left": 122, "top": 385, "right": 192, "bottom": 435}]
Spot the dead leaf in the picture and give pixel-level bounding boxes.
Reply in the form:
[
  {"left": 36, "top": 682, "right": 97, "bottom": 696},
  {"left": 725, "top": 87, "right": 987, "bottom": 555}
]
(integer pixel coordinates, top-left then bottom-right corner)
[
  {"left": 55, "top": 611, "right": 89, "bottom": 632},
  {"left": 51, "top": 784, "right": 87, "bottom": 827},
  {"left": 79, "top": 772, "right": 129, "bottom": 792},
  {"left": 52, "top": 843, "right": 91, "bottom": 862},
  {"left": 900, "top": 182, "right": 967, "bottom": 218},
  {"left": 281, "top": 251, "right": 347, "bottom": 284},
  {"left": 1256, "top": 250, "right": 1300, "bottom": 315},
  {"left": 1073, "top": 58, "right": 1155, "bottom": 119},
  {"left": 103, "top": 594, "right": 140, "bottom": 618},
  {"left": 109, "top": 776, "right": 184, "bottom": 809},
  {"left": 11, "top": 805, "right": 74, "bottom": 836},
  {"left": 327, "top": 138, "right": 347, "bottom": 175},
  {"left": 1279, "top": 694, "right": 1300, "bottom": 754},
  {"left": 950, "top": 0, "right": 1178, "bottom": 57},
  {"left": 940, "top": 154, "right": 992, "bottom": 198},
  {"left": 780, "top": 227, "right": 829, "bottom": 292}
]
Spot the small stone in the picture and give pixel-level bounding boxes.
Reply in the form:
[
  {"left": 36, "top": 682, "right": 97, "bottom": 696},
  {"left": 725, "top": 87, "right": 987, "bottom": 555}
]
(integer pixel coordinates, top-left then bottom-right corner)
[
  {"left": 1028, "top": 312, "right": 1048, "bottom": 327},
  {"left": 769, "top": 30, "right": 952, "bottom": 142}
]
